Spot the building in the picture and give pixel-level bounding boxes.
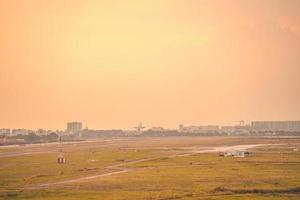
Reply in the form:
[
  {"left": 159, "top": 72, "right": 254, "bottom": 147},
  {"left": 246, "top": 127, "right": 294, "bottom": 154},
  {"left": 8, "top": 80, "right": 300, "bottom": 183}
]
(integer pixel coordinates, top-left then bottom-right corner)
[
  {"left": 11, "top": 129, "right": 34, "bottom": 136},
  {"left": 251, "top": 121, "right": 300, "bottom": 132},
  {"left": 221, "top": 126, "right": 235, "bottom": 132},
  {"left": 221, "top": 125, "right": 251, "bottom": 135},
  {"left": 36, "top": 129, "right": 48, "bottom": 136},
  {"left": 149, "top": 127, "right": 165, "bottom": 132},
  {"left": 178, "top": 125, "right": 219, "bottom": 133},
  {"left": 66, "top": 122, "right": 83, "bottom": 134},
  {"left": 199, "top": 125, "right": 219, "bottom": 131},
  {"left": 0, "top": 129, "right": 10, "bottom": 136}
]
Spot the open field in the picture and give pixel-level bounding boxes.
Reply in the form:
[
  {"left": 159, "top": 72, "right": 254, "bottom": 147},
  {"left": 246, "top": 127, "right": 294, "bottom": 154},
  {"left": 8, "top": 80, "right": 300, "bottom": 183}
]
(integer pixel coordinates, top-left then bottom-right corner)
[{"left": 0, "top": 136, "right": 299, "bottom": 200}]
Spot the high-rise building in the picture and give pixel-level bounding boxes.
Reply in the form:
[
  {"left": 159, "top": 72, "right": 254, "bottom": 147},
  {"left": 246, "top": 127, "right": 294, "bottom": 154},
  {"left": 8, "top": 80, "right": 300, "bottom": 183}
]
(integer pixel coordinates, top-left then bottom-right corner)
[{"left": 66, "top": 122, "right": 83, "bottom": 134}]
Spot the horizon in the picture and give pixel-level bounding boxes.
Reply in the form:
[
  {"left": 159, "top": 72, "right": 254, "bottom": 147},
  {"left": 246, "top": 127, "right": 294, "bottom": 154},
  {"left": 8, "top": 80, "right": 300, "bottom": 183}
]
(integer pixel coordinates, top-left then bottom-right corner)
[{"left": 2, "top": 119, "right": 300, "bottom": 131}]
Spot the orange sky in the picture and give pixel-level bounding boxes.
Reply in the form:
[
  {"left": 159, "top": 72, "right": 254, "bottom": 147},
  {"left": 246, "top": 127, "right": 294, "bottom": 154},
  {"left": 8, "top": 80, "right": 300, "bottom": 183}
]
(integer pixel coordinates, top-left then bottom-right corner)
[{"left": 0, "top": 0, "right": 300, "bottom": 130}]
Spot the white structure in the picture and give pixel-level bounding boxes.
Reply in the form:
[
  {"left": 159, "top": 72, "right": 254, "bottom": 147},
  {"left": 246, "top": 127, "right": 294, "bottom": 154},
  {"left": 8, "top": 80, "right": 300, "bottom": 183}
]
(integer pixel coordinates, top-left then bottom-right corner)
[
  {"left": 251, "top": 121, "right": 300, "bottom": 132},
  {"left": 219, "top": 150, "right": 251, "bottom": 157},
  {"left": 66, "top": 122, "right": 82, "bottom": 134}
]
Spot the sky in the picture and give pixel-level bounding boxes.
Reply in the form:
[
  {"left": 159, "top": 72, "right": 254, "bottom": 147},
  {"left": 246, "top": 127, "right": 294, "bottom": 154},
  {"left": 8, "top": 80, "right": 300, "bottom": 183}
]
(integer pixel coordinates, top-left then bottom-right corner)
[{"left": 0, "top": 0, "right": 300, "bottom": 130}]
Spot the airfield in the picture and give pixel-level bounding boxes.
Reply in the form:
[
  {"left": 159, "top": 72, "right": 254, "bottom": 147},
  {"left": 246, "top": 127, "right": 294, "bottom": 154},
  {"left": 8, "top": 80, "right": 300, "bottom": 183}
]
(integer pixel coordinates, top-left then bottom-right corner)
[{"left": 0, "top": 136, "right": 299, "bottom": 200}]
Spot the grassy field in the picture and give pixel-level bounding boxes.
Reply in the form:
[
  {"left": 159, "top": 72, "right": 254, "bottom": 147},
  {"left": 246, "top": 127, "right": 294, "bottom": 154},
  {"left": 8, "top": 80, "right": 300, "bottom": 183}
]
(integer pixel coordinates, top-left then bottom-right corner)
[{"left": 0, "top": 137, "right": 299, "bottom": 199}]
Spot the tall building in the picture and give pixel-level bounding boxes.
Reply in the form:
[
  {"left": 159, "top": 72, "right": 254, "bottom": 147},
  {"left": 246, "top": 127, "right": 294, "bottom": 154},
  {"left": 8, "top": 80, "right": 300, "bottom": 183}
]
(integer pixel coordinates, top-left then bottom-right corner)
[
  {"left": 66, "top": 122, "right": 83, "bottom": 134},
  {"left": 251, "top": 121, "right": 300, "bottom": 132}
]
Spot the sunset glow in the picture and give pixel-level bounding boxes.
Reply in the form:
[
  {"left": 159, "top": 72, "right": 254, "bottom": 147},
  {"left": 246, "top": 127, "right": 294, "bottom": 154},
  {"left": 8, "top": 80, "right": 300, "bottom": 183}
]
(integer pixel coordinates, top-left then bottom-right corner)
[{"left": 0, "top": 0, "right": 299, "bottom": 129}]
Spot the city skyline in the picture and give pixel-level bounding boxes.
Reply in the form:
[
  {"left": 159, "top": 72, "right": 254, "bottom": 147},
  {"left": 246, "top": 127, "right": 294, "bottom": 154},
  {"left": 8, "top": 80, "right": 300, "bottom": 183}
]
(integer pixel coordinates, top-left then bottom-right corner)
[
  {"left": 1, "top": 120, "right": 300, "bottom": 131},
  {"left": 1, "top": 0, "right": 300, "bottom": 130}
]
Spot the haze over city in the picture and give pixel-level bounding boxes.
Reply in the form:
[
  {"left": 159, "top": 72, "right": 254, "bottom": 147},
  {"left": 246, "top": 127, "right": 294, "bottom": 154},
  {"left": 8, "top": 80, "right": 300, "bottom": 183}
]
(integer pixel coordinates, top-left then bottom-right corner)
[
  {"left": 1, "top": 1, "right": 300, "bottom": 200},
  {"left": 1, "top": 0, "right": 300, "bottom": 130}
]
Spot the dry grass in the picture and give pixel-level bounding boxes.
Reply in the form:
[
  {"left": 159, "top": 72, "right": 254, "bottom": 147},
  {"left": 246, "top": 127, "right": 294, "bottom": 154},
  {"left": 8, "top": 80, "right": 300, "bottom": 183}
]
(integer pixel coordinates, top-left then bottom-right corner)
[{"left": 0, "top": 136, "right": 299, "bottom": 200}]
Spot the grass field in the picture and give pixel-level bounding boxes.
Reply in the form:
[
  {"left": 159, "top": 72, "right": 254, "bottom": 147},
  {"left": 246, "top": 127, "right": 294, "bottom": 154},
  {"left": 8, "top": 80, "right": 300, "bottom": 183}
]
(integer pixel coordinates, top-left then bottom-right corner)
[{"left": 0, "top": 137, "right": 299, "bottom": 199}]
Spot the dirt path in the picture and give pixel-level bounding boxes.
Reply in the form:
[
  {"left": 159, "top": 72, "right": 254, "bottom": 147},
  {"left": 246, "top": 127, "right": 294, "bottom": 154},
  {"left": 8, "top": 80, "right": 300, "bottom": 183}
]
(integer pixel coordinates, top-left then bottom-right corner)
[
  {"left": 26, "top": 157, "right": 159, "bottom": 189},
  {"left": 26, "top": 143, "right": 273, "bottom": 189}
]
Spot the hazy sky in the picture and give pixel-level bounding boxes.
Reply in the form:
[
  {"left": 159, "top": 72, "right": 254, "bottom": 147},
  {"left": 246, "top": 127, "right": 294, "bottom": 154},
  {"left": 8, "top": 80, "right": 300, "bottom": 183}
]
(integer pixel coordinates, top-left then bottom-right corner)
[{"left": 0, "top": 0, "right": 299, "bottom": 130}]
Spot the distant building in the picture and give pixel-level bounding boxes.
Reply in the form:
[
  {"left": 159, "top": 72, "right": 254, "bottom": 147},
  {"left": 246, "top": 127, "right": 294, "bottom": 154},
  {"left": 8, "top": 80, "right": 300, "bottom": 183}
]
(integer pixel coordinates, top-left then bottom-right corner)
[
  {"left": 221, "top": 126, "right": 235, "bottom": 132},
  {"left": 179, "top": 125, "right": 219, "bottom": 133},
  {"left": 221, "top": 125, "right": 251, "bottom": 135},
  {"left": 199, "top": 125, "right": 219, "bottom": 131},
  {"left": 251, "top": 121, "right": 300, "bottom": 132},
  {"left": 66, "top": 122, "right": 83, "bottom": 134},
  {"left": 0, "top": 129, "right": 10, "bottom": 136},
  {"left": 150, "top": 127, "right": 165, "bottom": 132},
  {"left": 81, "top": 129, "right": 124, "bottom": 137},
  {"left": 11, "top": 129, "right": 34, "bottom": 136},
  {"left": 36, "top": 129, "right": 48, "bottom": 136}
]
